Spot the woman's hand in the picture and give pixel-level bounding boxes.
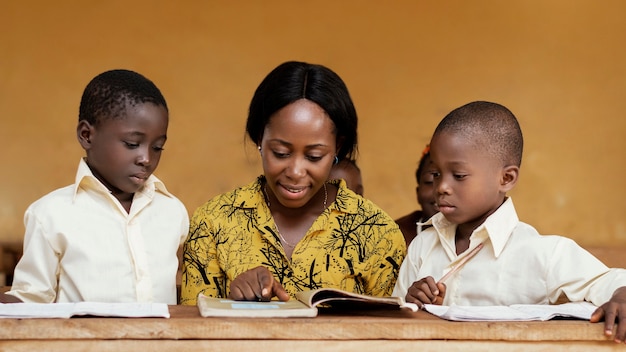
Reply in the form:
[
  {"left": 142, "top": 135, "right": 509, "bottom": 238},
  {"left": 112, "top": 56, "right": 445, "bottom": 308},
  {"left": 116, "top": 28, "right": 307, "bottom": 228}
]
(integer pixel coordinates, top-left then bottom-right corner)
[{"left": 228, "top": 266, "right": 290, "bottom": 302}]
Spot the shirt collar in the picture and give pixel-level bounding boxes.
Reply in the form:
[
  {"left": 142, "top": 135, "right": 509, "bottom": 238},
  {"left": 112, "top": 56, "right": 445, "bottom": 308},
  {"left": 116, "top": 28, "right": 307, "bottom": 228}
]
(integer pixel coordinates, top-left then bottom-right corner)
[
  {"left": 328, "top": 178, "right": 359, "bottom": 215},
  {"left": 72, "top": 158, "right": 173, "bottom": 201},
  {"left": 430, "top": 197, "right": 519, "bottom": 258},
  {"left": 231, "top": 176, "right": 266, "bottom": 209}
]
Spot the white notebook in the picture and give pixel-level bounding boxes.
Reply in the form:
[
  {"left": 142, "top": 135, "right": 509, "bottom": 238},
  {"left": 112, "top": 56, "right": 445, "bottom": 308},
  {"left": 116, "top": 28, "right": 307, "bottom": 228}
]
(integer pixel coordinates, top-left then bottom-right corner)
[
  {"left": 424, "top": 301, "right": 597, "bottom": 321},
  {"left": 0, "top": 302, "right": 170, "bottom": 319}
]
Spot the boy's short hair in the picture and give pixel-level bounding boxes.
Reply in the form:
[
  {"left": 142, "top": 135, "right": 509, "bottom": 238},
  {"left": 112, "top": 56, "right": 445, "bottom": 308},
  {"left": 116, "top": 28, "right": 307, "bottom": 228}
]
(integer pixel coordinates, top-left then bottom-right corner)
[
  {"left": 434, "top": 101, "right": 523, "bottom": 167},
  {"left": 78, "top": 69, "right": 168, "bottom": 126}
]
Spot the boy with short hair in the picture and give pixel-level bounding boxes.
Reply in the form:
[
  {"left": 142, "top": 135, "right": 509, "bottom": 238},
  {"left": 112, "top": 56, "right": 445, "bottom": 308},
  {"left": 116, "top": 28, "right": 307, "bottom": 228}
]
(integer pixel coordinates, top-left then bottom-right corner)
[
  {"left": 1, "top": 69, "right": 188, "bottom": 304},
  {"left": 395, "top": 145, "right": 439, "bottom": 245},
  {"left": 393, "top": 101, "right": 626, "bottom": 342}
]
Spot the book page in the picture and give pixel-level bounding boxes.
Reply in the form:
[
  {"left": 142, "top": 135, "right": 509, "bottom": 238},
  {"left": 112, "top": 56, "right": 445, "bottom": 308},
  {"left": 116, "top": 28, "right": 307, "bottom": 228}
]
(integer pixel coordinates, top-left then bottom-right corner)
[
  {"left": 197, "top": 294, "right": 317, "bottom": 318},
  {"left": 424, "top": 302, "right": 596, "bottom": 321},
  {"left": 0, "top": 302, "right": 170, "bottom": 319},
  {"left": 295, "top": 288, "right": 418, "bottom": 312}
]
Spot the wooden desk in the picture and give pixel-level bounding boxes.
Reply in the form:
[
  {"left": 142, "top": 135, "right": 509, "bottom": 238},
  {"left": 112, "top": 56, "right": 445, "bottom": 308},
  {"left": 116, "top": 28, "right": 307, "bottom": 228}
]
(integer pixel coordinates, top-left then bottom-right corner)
[{"left": 0, "top": 305, "right": 621, "bottom": 351}]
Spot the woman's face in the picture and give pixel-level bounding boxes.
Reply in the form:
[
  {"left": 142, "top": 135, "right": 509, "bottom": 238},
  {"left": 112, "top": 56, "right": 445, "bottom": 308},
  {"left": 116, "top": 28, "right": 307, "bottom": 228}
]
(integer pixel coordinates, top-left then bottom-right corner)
[{"left": 260, "top": 99, "right": 337, "bottom": 209}]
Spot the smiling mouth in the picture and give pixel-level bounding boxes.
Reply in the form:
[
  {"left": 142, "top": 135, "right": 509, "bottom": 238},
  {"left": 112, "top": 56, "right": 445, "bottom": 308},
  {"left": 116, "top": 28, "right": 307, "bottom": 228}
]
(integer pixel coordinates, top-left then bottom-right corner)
[{"left": 283, "top": 186, "right": 305, "bottom": 193}]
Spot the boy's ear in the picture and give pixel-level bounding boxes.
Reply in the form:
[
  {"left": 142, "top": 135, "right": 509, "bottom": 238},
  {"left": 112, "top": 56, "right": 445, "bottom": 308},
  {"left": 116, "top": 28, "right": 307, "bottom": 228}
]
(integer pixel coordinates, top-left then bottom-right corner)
[
  {"left": 500, "top": 165, "right": 519, "bottom": 193},
  {"left": 77, "top": 120, "right": 95, "bottom": 150}
]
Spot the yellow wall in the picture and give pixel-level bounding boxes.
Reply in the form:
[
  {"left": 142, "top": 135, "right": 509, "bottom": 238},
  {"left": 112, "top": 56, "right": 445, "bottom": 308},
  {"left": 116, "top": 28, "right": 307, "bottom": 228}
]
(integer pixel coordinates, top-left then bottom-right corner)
[{"left": 1, "top": 0, "right": 625, "bottom": 247}]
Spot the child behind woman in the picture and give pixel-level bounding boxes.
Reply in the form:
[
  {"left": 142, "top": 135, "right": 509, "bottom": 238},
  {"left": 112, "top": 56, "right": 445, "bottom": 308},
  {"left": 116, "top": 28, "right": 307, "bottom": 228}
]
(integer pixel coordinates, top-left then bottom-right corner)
[
  {"left": 329, "top": 158, "right": 364, "bottom": 196},
  {"left": 395, "top": 145, "right": 438, "bottom": 245}
]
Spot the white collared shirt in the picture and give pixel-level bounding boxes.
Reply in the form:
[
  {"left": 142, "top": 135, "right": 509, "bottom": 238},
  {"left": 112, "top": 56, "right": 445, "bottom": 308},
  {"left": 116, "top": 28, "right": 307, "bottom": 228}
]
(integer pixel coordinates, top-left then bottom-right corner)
[
  {"left": 7, "top": 159, "right": 188, "bottom": 304},
  {"left": 393, "top": 198, "right": 626, "bottom": 306}
]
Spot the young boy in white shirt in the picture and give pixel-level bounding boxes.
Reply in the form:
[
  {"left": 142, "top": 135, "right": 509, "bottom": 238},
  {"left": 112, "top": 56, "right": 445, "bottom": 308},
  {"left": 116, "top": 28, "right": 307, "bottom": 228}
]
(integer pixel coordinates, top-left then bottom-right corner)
[
  {"left": 393, "top": 101, "right": 626, "bottom": 343},
  {"left": 1, "top": 69, "right": 188, "bottom": 304}
]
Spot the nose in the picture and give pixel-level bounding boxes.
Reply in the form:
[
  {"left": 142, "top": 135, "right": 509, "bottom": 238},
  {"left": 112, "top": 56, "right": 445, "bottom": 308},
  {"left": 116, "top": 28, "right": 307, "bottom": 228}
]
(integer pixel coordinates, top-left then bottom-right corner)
[
  {"left": 284, "top": 157, "right": 306, "bottom": 180},
  {"left": 435, "top": 176, "right": 450, "bottom": 195},
  {"left": 136, "top": 147, "right": 151, "bottom": 167}
]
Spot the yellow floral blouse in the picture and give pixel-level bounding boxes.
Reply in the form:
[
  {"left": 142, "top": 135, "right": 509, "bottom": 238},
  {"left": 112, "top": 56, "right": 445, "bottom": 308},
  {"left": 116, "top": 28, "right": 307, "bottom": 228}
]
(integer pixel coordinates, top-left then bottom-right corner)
[{"left": 180, "top": 176, "right": 406, "bottom": 305}]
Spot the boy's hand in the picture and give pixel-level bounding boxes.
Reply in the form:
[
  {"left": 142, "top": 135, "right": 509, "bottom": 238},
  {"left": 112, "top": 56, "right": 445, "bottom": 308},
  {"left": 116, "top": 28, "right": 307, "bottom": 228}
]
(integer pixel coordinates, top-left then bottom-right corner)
[
  {"left": 228, "top": 266, "right": 290, "bottom": 302},
  {"left": 590, "top": 286, "right": 626, "bottom": 343},
  {"left": 404, "top": 276, "right": 446, "bottom": 308}
]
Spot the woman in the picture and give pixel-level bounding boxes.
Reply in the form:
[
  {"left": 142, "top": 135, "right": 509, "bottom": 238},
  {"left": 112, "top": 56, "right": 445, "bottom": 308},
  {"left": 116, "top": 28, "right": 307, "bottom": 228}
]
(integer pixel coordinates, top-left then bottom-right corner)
[{"left": 180, "top": 61, "right": 405, "bottom": 304}]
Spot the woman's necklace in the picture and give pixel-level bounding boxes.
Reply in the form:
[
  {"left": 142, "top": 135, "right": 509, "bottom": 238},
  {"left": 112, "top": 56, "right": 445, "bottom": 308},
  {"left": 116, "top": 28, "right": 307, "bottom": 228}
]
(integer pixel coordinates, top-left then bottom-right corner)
[{"left": 263, "top": 183, "right": 328, "bottom": 248}]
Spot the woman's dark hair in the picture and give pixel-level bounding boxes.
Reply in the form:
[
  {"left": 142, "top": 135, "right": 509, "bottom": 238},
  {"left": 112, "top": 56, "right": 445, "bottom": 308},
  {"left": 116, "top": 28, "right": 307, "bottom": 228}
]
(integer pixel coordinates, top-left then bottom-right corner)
[{"left": 246, "top": 61, "right": 358, "bottom": 160}]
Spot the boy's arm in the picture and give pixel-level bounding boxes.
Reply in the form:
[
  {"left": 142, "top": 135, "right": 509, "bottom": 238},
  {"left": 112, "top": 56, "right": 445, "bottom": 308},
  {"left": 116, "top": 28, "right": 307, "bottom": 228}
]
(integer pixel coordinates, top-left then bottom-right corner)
[
  {"left": 392, "top": 233, "right": 424, "bottom": 299},
  {"left": 8, "top": 209, "right": 59, "bottom": 303},
  {"left": 177, "top": 201, "right": 190, "bottom": 246}
]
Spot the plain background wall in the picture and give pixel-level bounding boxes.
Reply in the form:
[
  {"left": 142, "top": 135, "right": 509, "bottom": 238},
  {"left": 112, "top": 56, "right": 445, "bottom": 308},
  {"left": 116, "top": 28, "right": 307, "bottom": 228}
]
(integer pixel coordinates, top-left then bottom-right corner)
[{"left": 1, "top": 0, "right": 625, "bottom": 248}]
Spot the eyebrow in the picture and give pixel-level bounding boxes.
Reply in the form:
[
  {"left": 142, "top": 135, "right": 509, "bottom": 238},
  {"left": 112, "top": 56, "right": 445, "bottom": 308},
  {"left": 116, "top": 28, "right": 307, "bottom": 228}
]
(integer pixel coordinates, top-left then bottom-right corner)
[
  {"left": 124, "top": 131, "right": 167, "bottom": 141},
  {"left": 446, "top": 161, "right": 469, "bottom": 166},
  {"left": 433, "top": 160, "right": 469, "bottom": 170},
  {"left": 268, "top": 139, "right": 328, "bottom": 149}
]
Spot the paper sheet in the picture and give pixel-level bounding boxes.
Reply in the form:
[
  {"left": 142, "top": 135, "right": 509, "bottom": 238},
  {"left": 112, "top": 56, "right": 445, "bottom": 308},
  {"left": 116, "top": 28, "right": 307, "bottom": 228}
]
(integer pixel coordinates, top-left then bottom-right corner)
[
  {"left": 0, "top": 302, "right": 170, "bottom": 319},
  {"left": 424, "top": 302, "right": 596, "bottom": 321}
]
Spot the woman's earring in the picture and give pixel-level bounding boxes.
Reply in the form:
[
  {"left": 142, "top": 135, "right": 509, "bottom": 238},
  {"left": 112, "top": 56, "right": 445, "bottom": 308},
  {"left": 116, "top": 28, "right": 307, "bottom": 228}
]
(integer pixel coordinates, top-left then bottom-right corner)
[
  {"left": 334, "top": 156, "right": 339, "bottom": 165},
  {"left": 258, "top": 146, "right": 262, "bottom": 155}
]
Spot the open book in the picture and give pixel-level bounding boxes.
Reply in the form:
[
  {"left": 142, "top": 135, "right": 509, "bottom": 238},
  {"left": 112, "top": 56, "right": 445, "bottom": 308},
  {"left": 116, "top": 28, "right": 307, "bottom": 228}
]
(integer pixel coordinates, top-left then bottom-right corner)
[
  {"left": 0, "top": 302, "right": 170, "bottom": 319},
  {"left": 197, "top": 288, "right": 418, "bottom": 318},
  {"left": 295, "top": 287, "right": 419, "bottom": 311},
  {"left": 423, "top": 301, "right": 597, "bottom": 322}
]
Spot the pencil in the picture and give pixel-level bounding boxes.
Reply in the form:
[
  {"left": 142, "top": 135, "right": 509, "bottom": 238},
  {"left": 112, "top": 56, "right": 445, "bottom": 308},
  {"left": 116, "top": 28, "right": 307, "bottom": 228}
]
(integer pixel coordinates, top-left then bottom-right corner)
[{"left": 437, "top": 242, "right": 484, "bottom": 284}]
